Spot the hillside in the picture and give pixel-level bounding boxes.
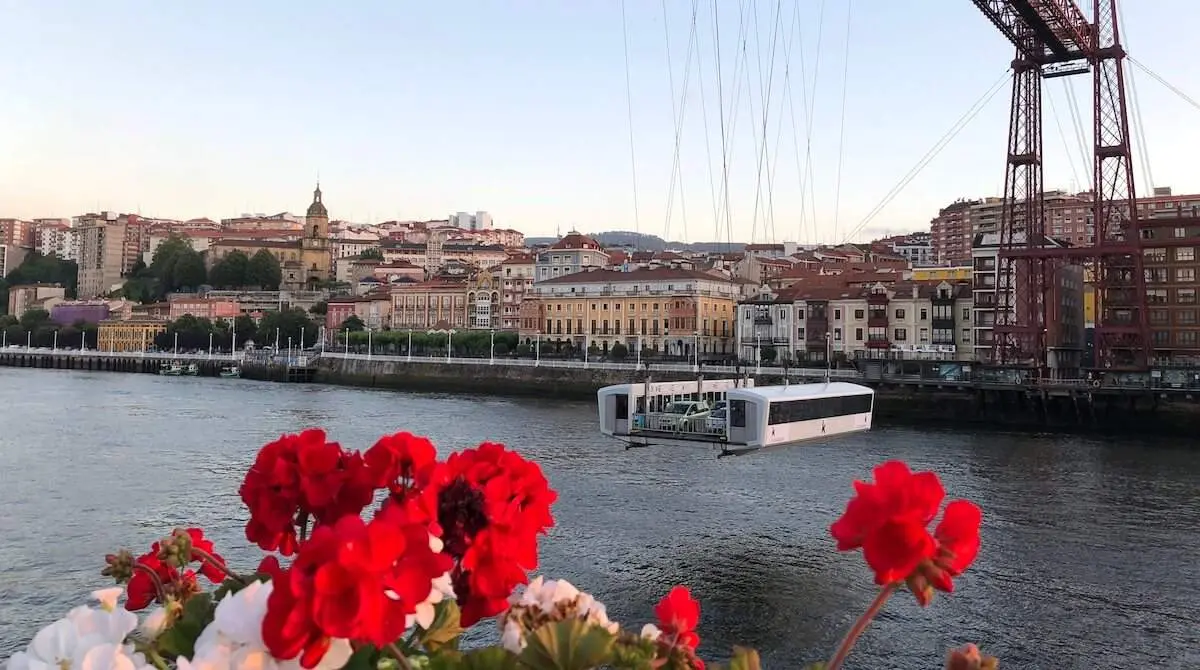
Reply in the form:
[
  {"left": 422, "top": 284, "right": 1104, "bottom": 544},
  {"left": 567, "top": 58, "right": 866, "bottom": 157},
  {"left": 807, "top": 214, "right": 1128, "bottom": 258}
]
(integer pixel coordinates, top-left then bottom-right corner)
[{"left": 525, "top": 231, "right": 745, "bottom": 253}]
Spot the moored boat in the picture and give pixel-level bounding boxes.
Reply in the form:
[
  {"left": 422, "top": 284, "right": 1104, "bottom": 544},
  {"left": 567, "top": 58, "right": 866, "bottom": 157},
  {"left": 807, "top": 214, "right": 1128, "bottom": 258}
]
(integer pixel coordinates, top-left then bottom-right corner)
[
  {"left": 219, "top": 366, "right": 241, "bottom": 378},
  {"left": 158, "top": 363, "right": 183, "bottom": 376}
]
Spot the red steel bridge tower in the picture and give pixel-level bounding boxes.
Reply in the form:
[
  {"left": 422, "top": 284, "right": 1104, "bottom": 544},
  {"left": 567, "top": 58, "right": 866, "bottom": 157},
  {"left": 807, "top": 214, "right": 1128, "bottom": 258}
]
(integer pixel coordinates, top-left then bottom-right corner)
[{"left": 970, "top": 0, "right": 1149, "bottom": 372}]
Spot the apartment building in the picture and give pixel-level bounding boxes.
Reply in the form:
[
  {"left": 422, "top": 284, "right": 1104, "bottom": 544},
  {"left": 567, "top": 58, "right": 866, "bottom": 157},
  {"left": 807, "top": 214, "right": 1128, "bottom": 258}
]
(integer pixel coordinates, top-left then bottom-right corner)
[
  {"left": 518, "top": 268, "right": 740, "bottom": 357},
  {"left": 735, "top": 281, "right": 974, "bottom": 363},
  {"left": 389, "top": 280, "right": 469, "bottom": 330},
  {"left": 533, "top": 231, "right": 609, "bottom": 281},
  {"left": 1139, "top": 209, "right": 1200, "bottom": 363},
  {"left": 75, "top": 213, "right": 147, "bottom": 298}
]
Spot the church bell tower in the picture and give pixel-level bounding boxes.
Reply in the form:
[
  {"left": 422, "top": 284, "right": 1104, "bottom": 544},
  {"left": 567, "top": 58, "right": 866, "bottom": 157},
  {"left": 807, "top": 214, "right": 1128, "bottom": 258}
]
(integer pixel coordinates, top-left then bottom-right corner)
[{"left": 300, "top": 182, "right": 332, "bottom": 286}]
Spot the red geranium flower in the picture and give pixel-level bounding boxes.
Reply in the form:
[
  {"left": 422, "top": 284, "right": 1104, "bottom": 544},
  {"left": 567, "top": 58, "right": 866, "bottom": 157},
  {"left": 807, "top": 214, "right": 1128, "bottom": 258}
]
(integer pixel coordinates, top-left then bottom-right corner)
[
  {"left": 124, "top": 528, "right": 223, "bottom": 611},
  {"left": 829, "top": 460, "right": 982, "bottom": 603},
  {"left": 655, "top": 586, "right": 701, "bottom": 651},
  {"left": 262, "top": 513, "right": 453, "bottom": 668},
  {"left": 239, "top": 429, "right": 375, "bottom": 556},
  {"left": 364, "top": 431, "right": 438, "bottom": 498},
  {"left": 126, "top": 554, "right": 200, "bottom": 611},
  {"left": 381, "top": 441, "right": 557, "bottom": 627}
]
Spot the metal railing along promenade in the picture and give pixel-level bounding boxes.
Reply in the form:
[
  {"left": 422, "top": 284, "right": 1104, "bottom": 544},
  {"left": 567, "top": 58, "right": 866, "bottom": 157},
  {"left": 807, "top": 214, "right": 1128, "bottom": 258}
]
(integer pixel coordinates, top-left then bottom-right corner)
[{"left": 1, "top": 346, "right": 242, "bottom": 362}]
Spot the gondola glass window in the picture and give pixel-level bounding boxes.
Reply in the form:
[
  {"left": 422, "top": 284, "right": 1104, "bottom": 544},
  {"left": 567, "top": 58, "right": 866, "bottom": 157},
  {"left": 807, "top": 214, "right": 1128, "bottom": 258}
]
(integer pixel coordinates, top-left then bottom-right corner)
[
  {"left": 730, "top": 399, "right": 748, "bottom": 428},
  {"left": 767, "top": 394, "right": 873, "bottom": 425},
  {"left": 615, "top": 393, "right": 629, "bottom": 419}
]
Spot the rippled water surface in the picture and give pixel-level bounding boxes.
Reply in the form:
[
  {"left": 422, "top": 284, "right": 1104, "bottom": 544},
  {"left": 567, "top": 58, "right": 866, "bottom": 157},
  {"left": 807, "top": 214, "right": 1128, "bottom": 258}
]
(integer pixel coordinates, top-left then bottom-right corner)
[{"left": 2, "top": 367, "right": 1199, "bottom": 668}]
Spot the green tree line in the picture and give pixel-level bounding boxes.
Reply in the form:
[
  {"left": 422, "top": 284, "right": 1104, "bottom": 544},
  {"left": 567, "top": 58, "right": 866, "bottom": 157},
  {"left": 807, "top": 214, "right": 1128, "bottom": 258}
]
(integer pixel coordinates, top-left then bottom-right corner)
[
  {"left": 151, "top": 308, "right": 319, "bottom": 352},
  {"left": 123, "top": 237, "right": 284, "bottom": 303},
  {"left": 0, "top": 252, "right": 79, "bottom": 316},
  {"left": 0, "top": 310, "right": 97, "bottom": 349}
]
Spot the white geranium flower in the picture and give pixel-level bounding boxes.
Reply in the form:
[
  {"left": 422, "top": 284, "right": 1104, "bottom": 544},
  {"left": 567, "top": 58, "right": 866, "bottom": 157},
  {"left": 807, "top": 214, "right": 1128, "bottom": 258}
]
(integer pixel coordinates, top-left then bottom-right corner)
[
  {"left": 500, "top": 620, "right": 526, "bottom": 654},
  {"left": 138, "top": 608, "right": 169, "bottom": 640},
  {"left": 641, "top": 623, "right": 662, "bottom": 641},
  {"left": 6, "top": 589, "right": 142, "bottom": 670},
  {"left": 183, "top": 581, "right": 352, "bottom": 670},
  {"left": 404, "top": 534, "right": 458, "bottom": 631},
  {"left": 73, "top": 643, "right": 153, "bottom": 670}
]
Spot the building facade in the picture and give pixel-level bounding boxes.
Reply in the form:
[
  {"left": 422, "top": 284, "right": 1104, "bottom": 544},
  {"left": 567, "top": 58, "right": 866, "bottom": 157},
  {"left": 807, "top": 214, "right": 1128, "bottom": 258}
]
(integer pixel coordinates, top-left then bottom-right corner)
[
  {"left": 389, "top": 281, "right": 469, "bottom": 330},
  {"left": 97, "top": 319, "right": 168, "bottom": 353},
  {"left": 519, "top": 268, "right": 741, "bottom": 357},
  {"left": 534, "top": 232, "right": 608, "bottom": 282}
]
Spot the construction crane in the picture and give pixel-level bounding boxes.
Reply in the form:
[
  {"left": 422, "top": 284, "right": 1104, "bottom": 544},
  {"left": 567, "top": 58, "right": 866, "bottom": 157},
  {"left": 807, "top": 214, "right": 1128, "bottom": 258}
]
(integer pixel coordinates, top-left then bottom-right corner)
[{"left": 970, "top": 0, "right": 1149, "bottom": 373}]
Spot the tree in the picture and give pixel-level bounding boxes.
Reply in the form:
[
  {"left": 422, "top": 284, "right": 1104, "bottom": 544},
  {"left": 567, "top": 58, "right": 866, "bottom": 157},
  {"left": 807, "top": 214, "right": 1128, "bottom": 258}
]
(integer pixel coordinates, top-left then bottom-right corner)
[
  {"left": 232, "top": 314, "right": 258, "bottom": 346},
  {"left": 208, "top": 250, "right": 250, "bottom": 289},
  {"left": 246, "top": 249, "right": 282, "bottom": 290},
  {"left": 309, "top": 300, "right": 328, "bottom": 316},
  {"left": 359, "top": 247, "right": 384, "bottom": 260},
  {"left": 19, "top": 309, "right": 50, "bottom": 331},
  {"left": 172, "top": 249, "right": 208, "bottom": 291},
  {"left": 257, "top": 308, "right": 318, "bottom": 349},
  {"left": 761, "top": 346, "right": 777, "bottom": 363},
  {"left": 341, "top": 315, "right": 365, "bottom": 332},
  {"left": 1, "top": 251, "right": 79, "bottom": 312},
  {"left": 609, "top": 342, "right": 629, "bottom": 361}
]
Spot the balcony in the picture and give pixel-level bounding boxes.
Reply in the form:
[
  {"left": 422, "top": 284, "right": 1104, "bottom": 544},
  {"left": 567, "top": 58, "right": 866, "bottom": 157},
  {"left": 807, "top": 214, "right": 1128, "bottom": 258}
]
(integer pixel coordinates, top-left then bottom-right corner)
[
  {"left": 867, "top": 292, "right": 889, "bottom": 306},
  {"left": 865, "top": 336, "right": 891, "bottom": 349},
  {"left": 753, "top": 315, "right": 773, "bottom": 325},
  {"left": 867, "top": 311, "right": 888, "bottom": 328},
  {"left": 931, "top": 318, "right": 954, "bottom": 330}
]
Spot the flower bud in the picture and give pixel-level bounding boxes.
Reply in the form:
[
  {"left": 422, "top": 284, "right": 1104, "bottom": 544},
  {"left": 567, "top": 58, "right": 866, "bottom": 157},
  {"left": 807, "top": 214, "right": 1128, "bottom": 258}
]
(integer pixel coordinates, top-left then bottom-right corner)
[
  {"left": 102, "top": 550, "right": 134, "bottom": 583},
  {"left": 945, "top": 643, "right": 998, "bottom": 670},
  {"left": 157, "top": 529, "right": 194, "bottom": 569}
]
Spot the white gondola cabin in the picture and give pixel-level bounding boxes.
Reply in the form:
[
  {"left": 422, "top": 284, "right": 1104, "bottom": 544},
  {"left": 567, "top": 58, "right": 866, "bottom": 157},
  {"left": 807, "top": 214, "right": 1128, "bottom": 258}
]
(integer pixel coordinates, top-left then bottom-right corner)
[{"left": 598, "top": 379, "right": 874, "bottom": 455}]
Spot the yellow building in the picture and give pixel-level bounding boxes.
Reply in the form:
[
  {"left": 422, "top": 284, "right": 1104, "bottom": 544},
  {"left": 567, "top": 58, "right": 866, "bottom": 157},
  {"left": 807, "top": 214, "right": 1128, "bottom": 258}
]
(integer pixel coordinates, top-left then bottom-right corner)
[
  {"left": 207, "top": 184, "right": 333, "bottom": 291},
  {"left": 519, "top": 268, "right": 741, "bottom": 356},
  {"left": 909, "top": 266, "right": 972, "bottom": 282},
  {"left": 98, "top": 319, "right": 168, "bottom": 353}
]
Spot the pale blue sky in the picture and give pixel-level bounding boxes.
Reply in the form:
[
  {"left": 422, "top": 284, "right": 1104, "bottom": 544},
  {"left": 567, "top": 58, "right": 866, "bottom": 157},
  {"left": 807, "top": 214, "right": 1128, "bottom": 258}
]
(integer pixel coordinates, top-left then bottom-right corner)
[{"left": 2, "top": 1, "right": 1198, "bottom": 243}]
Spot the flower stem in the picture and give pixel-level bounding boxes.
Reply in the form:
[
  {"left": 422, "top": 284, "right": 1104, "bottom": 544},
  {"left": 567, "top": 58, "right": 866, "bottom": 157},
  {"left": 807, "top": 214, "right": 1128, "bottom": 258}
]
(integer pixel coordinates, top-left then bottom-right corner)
[
  {"left": 191, "top": 547, "right": 247, "bottom": 585},
  {"left": 826, "top": 582, "right": 899, "bottom": 670},
  {"left": 132, "top": 561, "right": 168, "bottom": 605},
  {"left": 387, "top": 643, "right": 416, "bottom": 670}
]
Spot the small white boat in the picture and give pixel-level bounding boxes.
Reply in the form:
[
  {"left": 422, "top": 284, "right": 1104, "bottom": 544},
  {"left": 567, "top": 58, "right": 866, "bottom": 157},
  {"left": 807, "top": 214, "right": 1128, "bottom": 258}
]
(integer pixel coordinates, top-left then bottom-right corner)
[
  {"left": 219, "top": 366, "right": 241, "bottom": 378},
  {"left": 598, "top": 378, "right": 873, "bottom": 456},
  {"left": 158, "top": 363, "right": 183, "bottom": 376},
  {"left": 183, "top": 364, "right": 199, "bottom": 376}
]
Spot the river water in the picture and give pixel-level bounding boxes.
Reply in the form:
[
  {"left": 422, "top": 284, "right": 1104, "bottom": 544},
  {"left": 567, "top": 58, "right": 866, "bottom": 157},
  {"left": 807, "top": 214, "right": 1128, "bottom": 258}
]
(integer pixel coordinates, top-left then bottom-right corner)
[{"left": 0, "top": 367, "right": 1197, "bottom": 668}]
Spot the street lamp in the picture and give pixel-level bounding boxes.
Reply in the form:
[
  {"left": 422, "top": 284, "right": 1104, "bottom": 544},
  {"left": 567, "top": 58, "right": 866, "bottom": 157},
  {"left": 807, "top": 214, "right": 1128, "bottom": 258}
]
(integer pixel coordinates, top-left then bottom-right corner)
[
  {"left": 174, "top": 332, "right": 179, "bottom": 358},
  {"left": 446, "top": 331, "right": 453, "bottom": 362},
  {"left": 693, "top": 330, "right": 699, "bottom": 372},
  {"left": 52, "top": 330, "right": 57, "bottom": 352},
  {"left": 535, "top": 330, "right": 541, "bottom": 367},
  {"left": 208, "top": 332, "right": 213, "bottom": 358},
  {"left": 407, "top": 329, "right": 413, "bottom": 362},
  {"left": 367, "top": 329, "right": 373, "bottom": 361},
  {"left": 274, "top": 328, "right": 280, "bottom": 352},
  {"left": 636, "top": 334, "right": 642, "bottom": 369},
  {"left": 489, "top": 329, "right": 495, "bottom": 365},
  {"left": 288, "top": 336, "right": 293, "bottom": 362}
]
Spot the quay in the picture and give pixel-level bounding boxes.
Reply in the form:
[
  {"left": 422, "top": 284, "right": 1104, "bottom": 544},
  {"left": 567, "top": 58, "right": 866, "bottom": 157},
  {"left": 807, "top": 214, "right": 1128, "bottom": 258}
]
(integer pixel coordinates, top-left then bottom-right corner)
[{"left": 3, "top": 348, "right": 1199, "bottom": 437}]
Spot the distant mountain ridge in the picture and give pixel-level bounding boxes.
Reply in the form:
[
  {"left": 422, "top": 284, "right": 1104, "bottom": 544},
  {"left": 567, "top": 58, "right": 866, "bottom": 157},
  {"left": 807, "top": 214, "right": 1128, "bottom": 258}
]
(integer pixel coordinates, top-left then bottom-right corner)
[{"left": 525, "top": 231, "right": 745, "bottom": 253}]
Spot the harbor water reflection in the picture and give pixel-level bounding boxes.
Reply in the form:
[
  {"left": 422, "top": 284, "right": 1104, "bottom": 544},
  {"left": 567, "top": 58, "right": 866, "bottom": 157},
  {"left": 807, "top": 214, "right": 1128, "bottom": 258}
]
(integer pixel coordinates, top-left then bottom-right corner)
[{"left": 0, "top": 367, "right": 1197, "bottom": 668}]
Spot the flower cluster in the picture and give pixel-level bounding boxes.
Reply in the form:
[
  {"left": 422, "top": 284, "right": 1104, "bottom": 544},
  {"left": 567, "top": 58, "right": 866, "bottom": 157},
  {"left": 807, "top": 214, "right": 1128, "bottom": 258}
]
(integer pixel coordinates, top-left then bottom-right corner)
[
  {"left": 3, "top": 430, "right": 994, "bottom": 670},
  {"left": 829, "top": 460, "right": 982, "bottom": 606}
]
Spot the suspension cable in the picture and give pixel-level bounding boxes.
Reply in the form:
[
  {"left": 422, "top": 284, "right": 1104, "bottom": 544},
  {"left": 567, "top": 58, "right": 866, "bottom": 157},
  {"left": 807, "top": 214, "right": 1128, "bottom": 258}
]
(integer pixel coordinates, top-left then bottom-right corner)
[
  {"left": 1117, "top": 2, "right": 1154, "bottom": 193},
  {"left": 801, "top": 0, "right": 828, "bottom": 247},
  {"left": 748, "top": 0, "right": 783, "bottom": 244},
  {"left": 830, "top": 0, "right": 854, "bottom": 242},
  {"left": 620, "top": 0, "right": 641, "bottom": 236},
  {"left": 766, "top": 0, "right": 802, "bottom": 242},
  {"left": 1046, "top": 88, "right": 1082, "bottom": 190},
  {"left": 1061, "top": 79, "right": 1092, "bottom": 192},
  {"left": 1128, "top": 56, "right": 1200, "bottom": 113},
  {"left": 840, "top": 69, "right": 1011, "bottom": 244},
  {"left": 661, "top": 0, "right": 700, "bottom": 243}
]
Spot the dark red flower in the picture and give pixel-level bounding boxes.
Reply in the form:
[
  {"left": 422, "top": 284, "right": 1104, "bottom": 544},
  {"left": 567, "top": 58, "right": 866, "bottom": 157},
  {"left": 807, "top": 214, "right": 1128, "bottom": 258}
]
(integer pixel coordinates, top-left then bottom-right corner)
[
  {"left": 261, "top": 514, "right": 452, "bottom": 667},
  {"left": 125, "top": 553, "right": 200, "bottom": 611},
  {"left": 239, "top": 429, "right": 376, "bottom": 556},
  {"left": 380, "top": 441, "right": 557, "bottom": 627},
  {"left": 829, "top": 460, "right": 944, "bottom": 585},
  {"left": 364, "top": 431, "right": 438, "bottom": 497},
  {"left": 123, "top": 528, "right": 223, "bottom": 611},
  {"left": 655, "top": 586, "right": 702, "bottom": 651}
]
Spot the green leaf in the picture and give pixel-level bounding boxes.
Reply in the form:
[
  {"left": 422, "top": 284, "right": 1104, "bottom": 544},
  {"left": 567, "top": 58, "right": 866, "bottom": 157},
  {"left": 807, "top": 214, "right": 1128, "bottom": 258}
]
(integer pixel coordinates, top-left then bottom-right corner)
[
  {"left": 728, "top": 647, "right": 762, "bottom": 670},
  {"left": 335, "top": 645, "right": 377, "bottom": 670},
  {"left": 155, "top": 594, "right": 215, "bottom": 659},
  {"left": 519, "top": 619, "right": 616, "bottom": 670},
  {"left": 418, "top": 601, "right": 466, "bottom": 653},
  {"left": 460, "top": 647, "right": 519, "bottom": 670}
]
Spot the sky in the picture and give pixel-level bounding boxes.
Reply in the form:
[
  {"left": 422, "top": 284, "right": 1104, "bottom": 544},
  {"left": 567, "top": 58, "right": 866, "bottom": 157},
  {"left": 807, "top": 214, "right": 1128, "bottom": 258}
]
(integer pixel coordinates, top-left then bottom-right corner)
[{"left": 2, "top": 1, "right": 1200, "bottom": 244}]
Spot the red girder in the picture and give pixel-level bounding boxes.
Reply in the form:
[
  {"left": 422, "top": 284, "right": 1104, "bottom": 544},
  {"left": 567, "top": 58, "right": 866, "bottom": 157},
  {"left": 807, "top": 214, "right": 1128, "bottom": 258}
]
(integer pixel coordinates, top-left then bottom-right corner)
[{"left": 970, "top": 0, "right": 1151, "bottom": 372}]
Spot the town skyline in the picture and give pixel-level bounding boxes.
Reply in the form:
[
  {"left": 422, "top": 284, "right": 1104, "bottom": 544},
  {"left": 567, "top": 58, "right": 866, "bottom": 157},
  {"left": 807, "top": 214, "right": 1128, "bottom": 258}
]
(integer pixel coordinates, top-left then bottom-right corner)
[{"left": 3, "top": 2, "right": 1200, "bottom": 242}]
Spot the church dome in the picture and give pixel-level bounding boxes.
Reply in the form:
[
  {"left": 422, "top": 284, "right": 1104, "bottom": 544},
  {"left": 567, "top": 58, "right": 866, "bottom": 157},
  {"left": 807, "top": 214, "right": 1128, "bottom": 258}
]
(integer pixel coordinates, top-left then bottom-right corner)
[{"left": 307, "top": 183, "right": 328, "bottom": 218}]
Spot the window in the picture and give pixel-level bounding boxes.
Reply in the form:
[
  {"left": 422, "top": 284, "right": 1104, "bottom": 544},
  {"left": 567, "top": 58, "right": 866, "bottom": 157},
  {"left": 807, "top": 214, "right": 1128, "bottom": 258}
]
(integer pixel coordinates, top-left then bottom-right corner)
[
  {"left": 797, "top": 309, "right": 806, "bottom": 320},
  {"left": 1149, "top": 309, "right": 1170, "bottom": 324},
  {"left": 1176, "top": 247, "right": 1195, "bottom": 262},
  {"left": 835, "top": 309, "right": 843, "bottom": 320},
  {"left": 962, "top": 308, "right": 970, "bottom": 320},
  {"left": 615, "top": 393, "right": 629, "bottom": 420},
  {"left": 854, "top": 309, "right": 864, "bottom": 320},
  {"left": 919, "top": 327, "right": 929, "bottom": 341},
  {"left": 1177, "top": 269, "right": 1195, "bottom": 283},
  {"left": 895, "top": 309, "right": 906, "bottom": 319},
  {"left": 767, "top": 394, "right": 873, "bottom": 425},
  {"left": 834, "top": 327, "right": 843, "bottom": 341},
  {"left": 854, "top": 327, "right": 863, "bottom": 341},
  {"left": 797, "top": 327, "right": 806, "bottom": 340},
  {"left": 894, "top": 328, "right": 907, "bottom": 341},
  {"left": 1179, "top": 288, "right": 1197, "bottom": 304},
  {"left": 1143, "top": 247, "right": 1167, "bottom": 262},
  {"left": 730, "top": 399, "right": 747, "bottom": 428},
  {"left": 920, "top": 308, "right": 928, "bottom": 320},
  {"left": 1180, "top": 331, "right": 1199, "bottom": 345}
]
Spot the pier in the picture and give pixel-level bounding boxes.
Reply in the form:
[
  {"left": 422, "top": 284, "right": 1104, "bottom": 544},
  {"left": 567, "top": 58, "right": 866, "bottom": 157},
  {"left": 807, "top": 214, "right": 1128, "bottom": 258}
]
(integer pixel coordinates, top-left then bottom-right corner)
[{"left": 0, "top": 348, "right": 240, "bottom": 376}]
